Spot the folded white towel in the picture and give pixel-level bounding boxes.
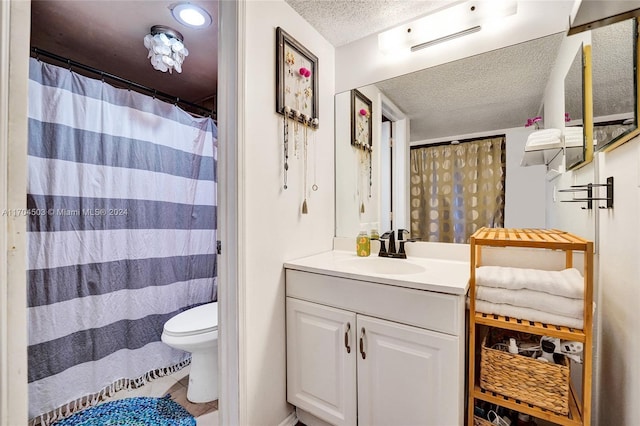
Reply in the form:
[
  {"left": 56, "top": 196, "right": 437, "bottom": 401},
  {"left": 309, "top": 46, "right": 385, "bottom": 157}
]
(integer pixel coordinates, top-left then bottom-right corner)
[
  {"left": 530, "top": 129, "right": 562, "bottom": 139},
  {"left": 524, "top": 139, "right": 562, "bottom": 152},
  {"left": 564, "top": 126, "right": 583, "bottom": 136},
  {"left": 476, "top": 286, "right": 583, "bottom": 319},
  {"left": 564, "top": 135, "right": 583, "bottom": 148},
  {"left": 526, "top": 135, "right": 560, "bottom": 145},
  {"left": 528, "top": 134, "right": 559, "bottom": 143},
  {"left": 476, "top": 266, "right": 584, "bottom": 299},
  {"left": 525, "top": 129, "right": 562, "bottom": 149},
  {"left": 475, "top": 300, "right": 583, "bottom": 329}
]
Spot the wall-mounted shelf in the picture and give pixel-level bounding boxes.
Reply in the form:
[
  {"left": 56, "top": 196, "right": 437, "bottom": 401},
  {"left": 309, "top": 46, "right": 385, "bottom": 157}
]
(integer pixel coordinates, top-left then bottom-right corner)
[
  {"left": 559, "top": 176, "right": 614, "bottom": 209},
  {"left": 520, "top": 129, "right": 563, "bottom": 167}
]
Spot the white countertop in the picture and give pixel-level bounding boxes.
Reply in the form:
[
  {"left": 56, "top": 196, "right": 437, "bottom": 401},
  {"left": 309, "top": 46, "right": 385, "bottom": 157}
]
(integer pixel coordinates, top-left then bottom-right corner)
[{"left": 284, "top": 250, "right": 470, "bottom": 295}]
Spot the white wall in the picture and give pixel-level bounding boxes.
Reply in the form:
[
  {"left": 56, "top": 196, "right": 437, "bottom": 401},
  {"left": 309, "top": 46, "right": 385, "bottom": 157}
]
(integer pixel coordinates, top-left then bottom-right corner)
[
  {"left": 545, "top": 161, "right": 596, "bottom": 242},
  {"left": 503, "top": 127, "right": 547, "bottom": 228},
  {"left": 593, "top": 138, "right": 640, "bottom": 425},
  {"left": 547, "top": 137, "right": 640, "bottom": 425},
  {"left": 243, "top": 1, "right": 335, "bottom": 424},
  {"left": 411, "top": 126, "right": 547, "bottom": 229}
]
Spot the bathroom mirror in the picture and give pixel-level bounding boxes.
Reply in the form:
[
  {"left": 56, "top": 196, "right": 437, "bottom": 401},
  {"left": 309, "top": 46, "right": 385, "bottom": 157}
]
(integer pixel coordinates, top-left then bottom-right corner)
[
  {"left": 592, "top": 17, "right": 639, "bottom": 152},
  {"left": 335, "top": 32, "right": 595, "bottom": 241},
  {"left": 564, "top": 44, "right": 587, "bottom": 170}
]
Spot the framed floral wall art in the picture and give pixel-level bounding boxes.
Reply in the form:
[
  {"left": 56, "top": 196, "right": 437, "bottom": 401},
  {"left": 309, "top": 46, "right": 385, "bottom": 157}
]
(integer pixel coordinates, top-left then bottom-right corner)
[
  {"left": 276, "top": 27, "right": 319, "bottom": 128},
  {"left": 351, "top": 89, "right": 372, "bottom": 150}
]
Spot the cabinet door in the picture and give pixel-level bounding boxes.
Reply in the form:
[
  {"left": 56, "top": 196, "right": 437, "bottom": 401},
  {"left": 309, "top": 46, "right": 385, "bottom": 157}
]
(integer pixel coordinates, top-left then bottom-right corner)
[
  {"left": 286, "top": 298, "right": 357, "bottom": 426},
  {"left": 356, "top": 315, "right": 460, "bottom": 426}
]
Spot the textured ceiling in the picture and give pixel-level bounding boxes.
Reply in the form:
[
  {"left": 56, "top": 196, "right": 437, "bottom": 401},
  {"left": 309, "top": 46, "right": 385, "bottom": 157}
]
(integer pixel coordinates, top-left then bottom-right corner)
[
  {"left": 30, "top": 0, "right": 218, "bottom": 106},
  {"left": 285, "top": 0, "right": 459, "bottom": 46},
  {"left": 374, "top": 33, "right": 565, "bottom": 141},
  {"left": 591, "top": 18, "right": 635, "bottom": 119}
]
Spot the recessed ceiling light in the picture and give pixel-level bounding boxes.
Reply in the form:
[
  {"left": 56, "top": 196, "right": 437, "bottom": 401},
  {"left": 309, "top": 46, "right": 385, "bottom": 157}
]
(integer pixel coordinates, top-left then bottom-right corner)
[{"left": 171, "top": 3, "right": 212, "bottom": 29}]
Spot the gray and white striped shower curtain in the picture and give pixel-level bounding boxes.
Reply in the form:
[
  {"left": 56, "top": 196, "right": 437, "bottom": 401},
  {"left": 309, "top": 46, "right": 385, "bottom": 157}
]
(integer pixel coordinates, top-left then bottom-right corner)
[{"left": 27, "top": 58, "right": 217, "bottom": 422}]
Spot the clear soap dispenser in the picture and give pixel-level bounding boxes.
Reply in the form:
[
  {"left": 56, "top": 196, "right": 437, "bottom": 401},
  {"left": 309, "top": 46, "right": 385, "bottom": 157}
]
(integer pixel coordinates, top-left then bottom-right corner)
[{"left": 356, "top": 224, "right": 371, "bottom": 257}]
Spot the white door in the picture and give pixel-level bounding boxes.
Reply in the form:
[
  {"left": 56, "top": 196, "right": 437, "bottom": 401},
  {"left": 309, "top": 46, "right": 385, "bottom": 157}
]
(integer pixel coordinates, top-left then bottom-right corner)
[
  {"left": 356, "top": 315, "right": 460, "bottom": 426},
  {"left": 286, "top": 298, "right": 357, "bottom": 426}
]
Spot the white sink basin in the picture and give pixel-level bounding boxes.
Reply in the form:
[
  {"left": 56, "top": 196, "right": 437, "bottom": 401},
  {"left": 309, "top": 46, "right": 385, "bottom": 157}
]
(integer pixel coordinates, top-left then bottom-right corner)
[{"left": 339, "top": 256, "right": 426, "bottom": 275}]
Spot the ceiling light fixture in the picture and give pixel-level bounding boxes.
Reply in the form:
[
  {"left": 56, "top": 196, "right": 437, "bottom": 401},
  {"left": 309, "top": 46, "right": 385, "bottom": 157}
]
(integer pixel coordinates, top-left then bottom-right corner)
[
  {"left": 144, "top": 25, "right": 189, "bottom": 74},
  {"left": 379, "top": 0, "right": 518, "bottom": 55},
  {"left": 171, "top": 3, "right": 212, "bottom": 29}
]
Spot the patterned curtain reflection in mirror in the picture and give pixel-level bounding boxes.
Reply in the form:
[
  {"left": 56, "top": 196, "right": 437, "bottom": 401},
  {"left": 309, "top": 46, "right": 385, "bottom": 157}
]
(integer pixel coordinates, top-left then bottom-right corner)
[{"left": 410, "top": 136, "right": 506, "bottom": 243}]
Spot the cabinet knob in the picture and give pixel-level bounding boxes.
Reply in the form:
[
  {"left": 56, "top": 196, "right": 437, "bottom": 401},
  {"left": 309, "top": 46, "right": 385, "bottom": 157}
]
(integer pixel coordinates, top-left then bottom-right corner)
[
  {"left": 359, "top": 327, "right": 366, "bottom": 360},
  {"left": 344, "top": 322, "right": 351, "bottom": 354}
]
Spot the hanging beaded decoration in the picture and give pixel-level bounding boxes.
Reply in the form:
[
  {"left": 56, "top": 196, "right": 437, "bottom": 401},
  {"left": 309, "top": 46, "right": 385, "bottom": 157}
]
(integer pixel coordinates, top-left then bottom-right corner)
[
  {"left": 301, "top": 114, "right": 309, "bottom": 214},
  {"left": 359, "top": 148, "right": 366, "bottom": 214},
  {"left": 311, "top": 117, "right": 319, "bottom": 192},
  {"left": 277, "top": 28, "right": 319, "bottom": 208},
  {"left": 368, "top": 144, "right": 372, "bottom": 198},
  {"left": 353, "top": 102, "right": 372, "bottom": 214},
  {"left": 293, "top": 110, "right": 301, "bottom": 158},
  {"left": 283, "top": 106, "right": 291, "bottom": 189}
]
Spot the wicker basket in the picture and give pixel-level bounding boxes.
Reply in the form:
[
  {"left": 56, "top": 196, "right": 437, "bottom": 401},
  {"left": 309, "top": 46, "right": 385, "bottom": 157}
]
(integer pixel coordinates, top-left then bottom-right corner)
[
  {"left": 480, "top": 334, "right": 570, "bottom": 415},
  {"left": 473, "top": 415, "right": 493, "bottom": 426}
]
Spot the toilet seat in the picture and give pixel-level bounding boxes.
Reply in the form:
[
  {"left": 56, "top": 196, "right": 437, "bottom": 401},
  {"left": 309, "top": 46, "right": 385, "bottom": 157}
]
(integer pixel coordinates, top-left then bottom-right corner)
[{"left": 163, "top": 302, "right": 218, "bottom": 337}]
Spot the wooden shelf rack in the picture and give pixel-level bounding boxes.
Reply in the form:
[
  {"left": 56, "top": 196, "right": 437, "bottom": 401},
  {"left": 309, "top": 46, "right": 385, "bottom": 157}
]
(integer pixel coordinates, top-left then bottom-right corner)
[{"left": 467, "top": 228, "right": 593, "bottom": 426}]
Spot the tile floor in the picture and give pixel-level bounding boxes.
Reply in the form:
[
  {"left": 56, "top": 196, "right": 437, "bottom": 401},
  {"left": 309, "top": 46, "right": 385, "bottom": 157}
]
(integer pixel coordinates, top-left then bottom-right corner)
[{"left": 105, "top": 365, "right": 218, "bottom": 425}]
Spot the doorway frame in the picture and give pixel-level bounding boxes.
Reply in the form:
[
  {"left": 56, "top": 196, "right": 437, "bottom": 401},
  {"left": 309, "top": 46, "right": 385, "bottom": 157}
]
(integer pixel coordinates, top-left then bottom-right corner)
[
  {"left": 0, "top": 1, "right": 242, "bottom": 424},
  {"left": 0, "top": 0, "right": 30, "bottom": 424},
  {"left": 217, "top": 0, "right": 243, "bottom": 424},
  {"left": 380, "top": 93, "right": 410, "bottom": 232}
]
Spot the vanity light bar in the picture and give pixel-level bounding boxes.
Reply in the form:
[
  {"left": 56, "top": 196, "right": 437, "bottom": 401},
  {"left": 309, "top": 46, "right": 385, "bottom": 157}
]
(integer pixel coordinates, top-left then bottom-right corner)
[
  {"left": 410, "top": 25, "right": 481, "bottom": 52},
  {"left": 378, "top": 0, "right": 517, "bottom": 55}
]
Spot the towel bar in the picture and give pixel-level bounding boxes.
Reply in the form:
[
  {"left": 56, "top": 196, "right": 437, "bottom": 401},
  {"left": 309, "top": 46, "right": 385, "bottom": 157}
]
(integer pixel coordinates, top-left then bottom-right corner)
[{"left": 559, "top": 176, "right": 613, "bottom": 209}]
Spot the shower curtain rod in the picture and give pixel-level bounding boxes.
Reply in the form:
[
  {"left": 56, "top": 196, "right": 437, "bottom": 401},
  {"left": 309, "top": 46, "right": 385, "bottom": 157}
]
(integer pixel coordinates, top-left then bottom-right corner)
[
  {"left": 411, "top": 133, "right": 507, "bottom": 149},
  {"left": 31, "top": 47, "right": 215, "bottom": 118}
]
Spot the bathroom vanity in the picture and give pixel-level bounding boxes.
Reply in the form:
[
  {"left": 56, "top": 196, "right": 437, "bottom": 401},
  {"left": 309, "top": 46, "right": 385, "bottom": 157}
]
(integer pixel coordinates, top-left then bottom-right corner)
[{"left": 284, "top": 251, "right": 469, "bottom": 426}]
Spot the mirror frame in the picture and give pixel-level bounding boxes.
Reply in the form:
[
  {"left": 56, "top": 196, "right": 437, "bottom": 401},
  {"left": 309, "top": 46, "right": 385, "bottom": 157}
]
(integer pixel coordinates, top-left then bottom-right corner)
[
  {"left": 568, "top": 44, "right": 594, "bottom": 170},
  {"left": 565, "top": 43, "right": 588, "bottom": 170},
  {"left": 596, "top": 17, "right": 640, "bottom": 153}
]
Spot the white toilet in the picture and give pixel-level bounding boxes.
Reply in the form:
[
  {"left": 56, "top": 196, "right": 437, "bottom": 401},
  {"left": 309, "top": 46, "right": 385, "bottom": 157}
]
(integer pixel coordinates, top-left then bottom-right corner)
[{"left": 161, "top": 302, "right": 218, "bottom": 403}]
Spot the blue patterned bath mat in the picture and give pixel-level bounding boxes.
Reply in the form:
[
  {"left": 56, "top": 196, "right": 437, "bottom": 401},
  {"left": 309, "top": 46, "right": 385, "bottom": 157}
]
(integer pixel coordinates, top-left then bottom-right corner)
[{"left": 54, "top": 395, "right": 196, "bottom": 426}]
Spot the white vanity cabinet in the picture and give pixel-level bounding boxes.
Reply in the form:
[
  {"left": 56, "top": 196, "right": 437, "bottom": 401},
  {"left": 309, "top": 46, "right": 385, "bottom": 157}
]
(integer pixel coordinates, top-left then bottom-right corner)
[
  {"left": 356, "top": 315, "right": 458, "bottom": 426},
  {"left": 285, "top": 265, "right": 466, "bottom": 426},
  {"left": 286, "top": 298, "right": 357, "bottom": 426}
]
